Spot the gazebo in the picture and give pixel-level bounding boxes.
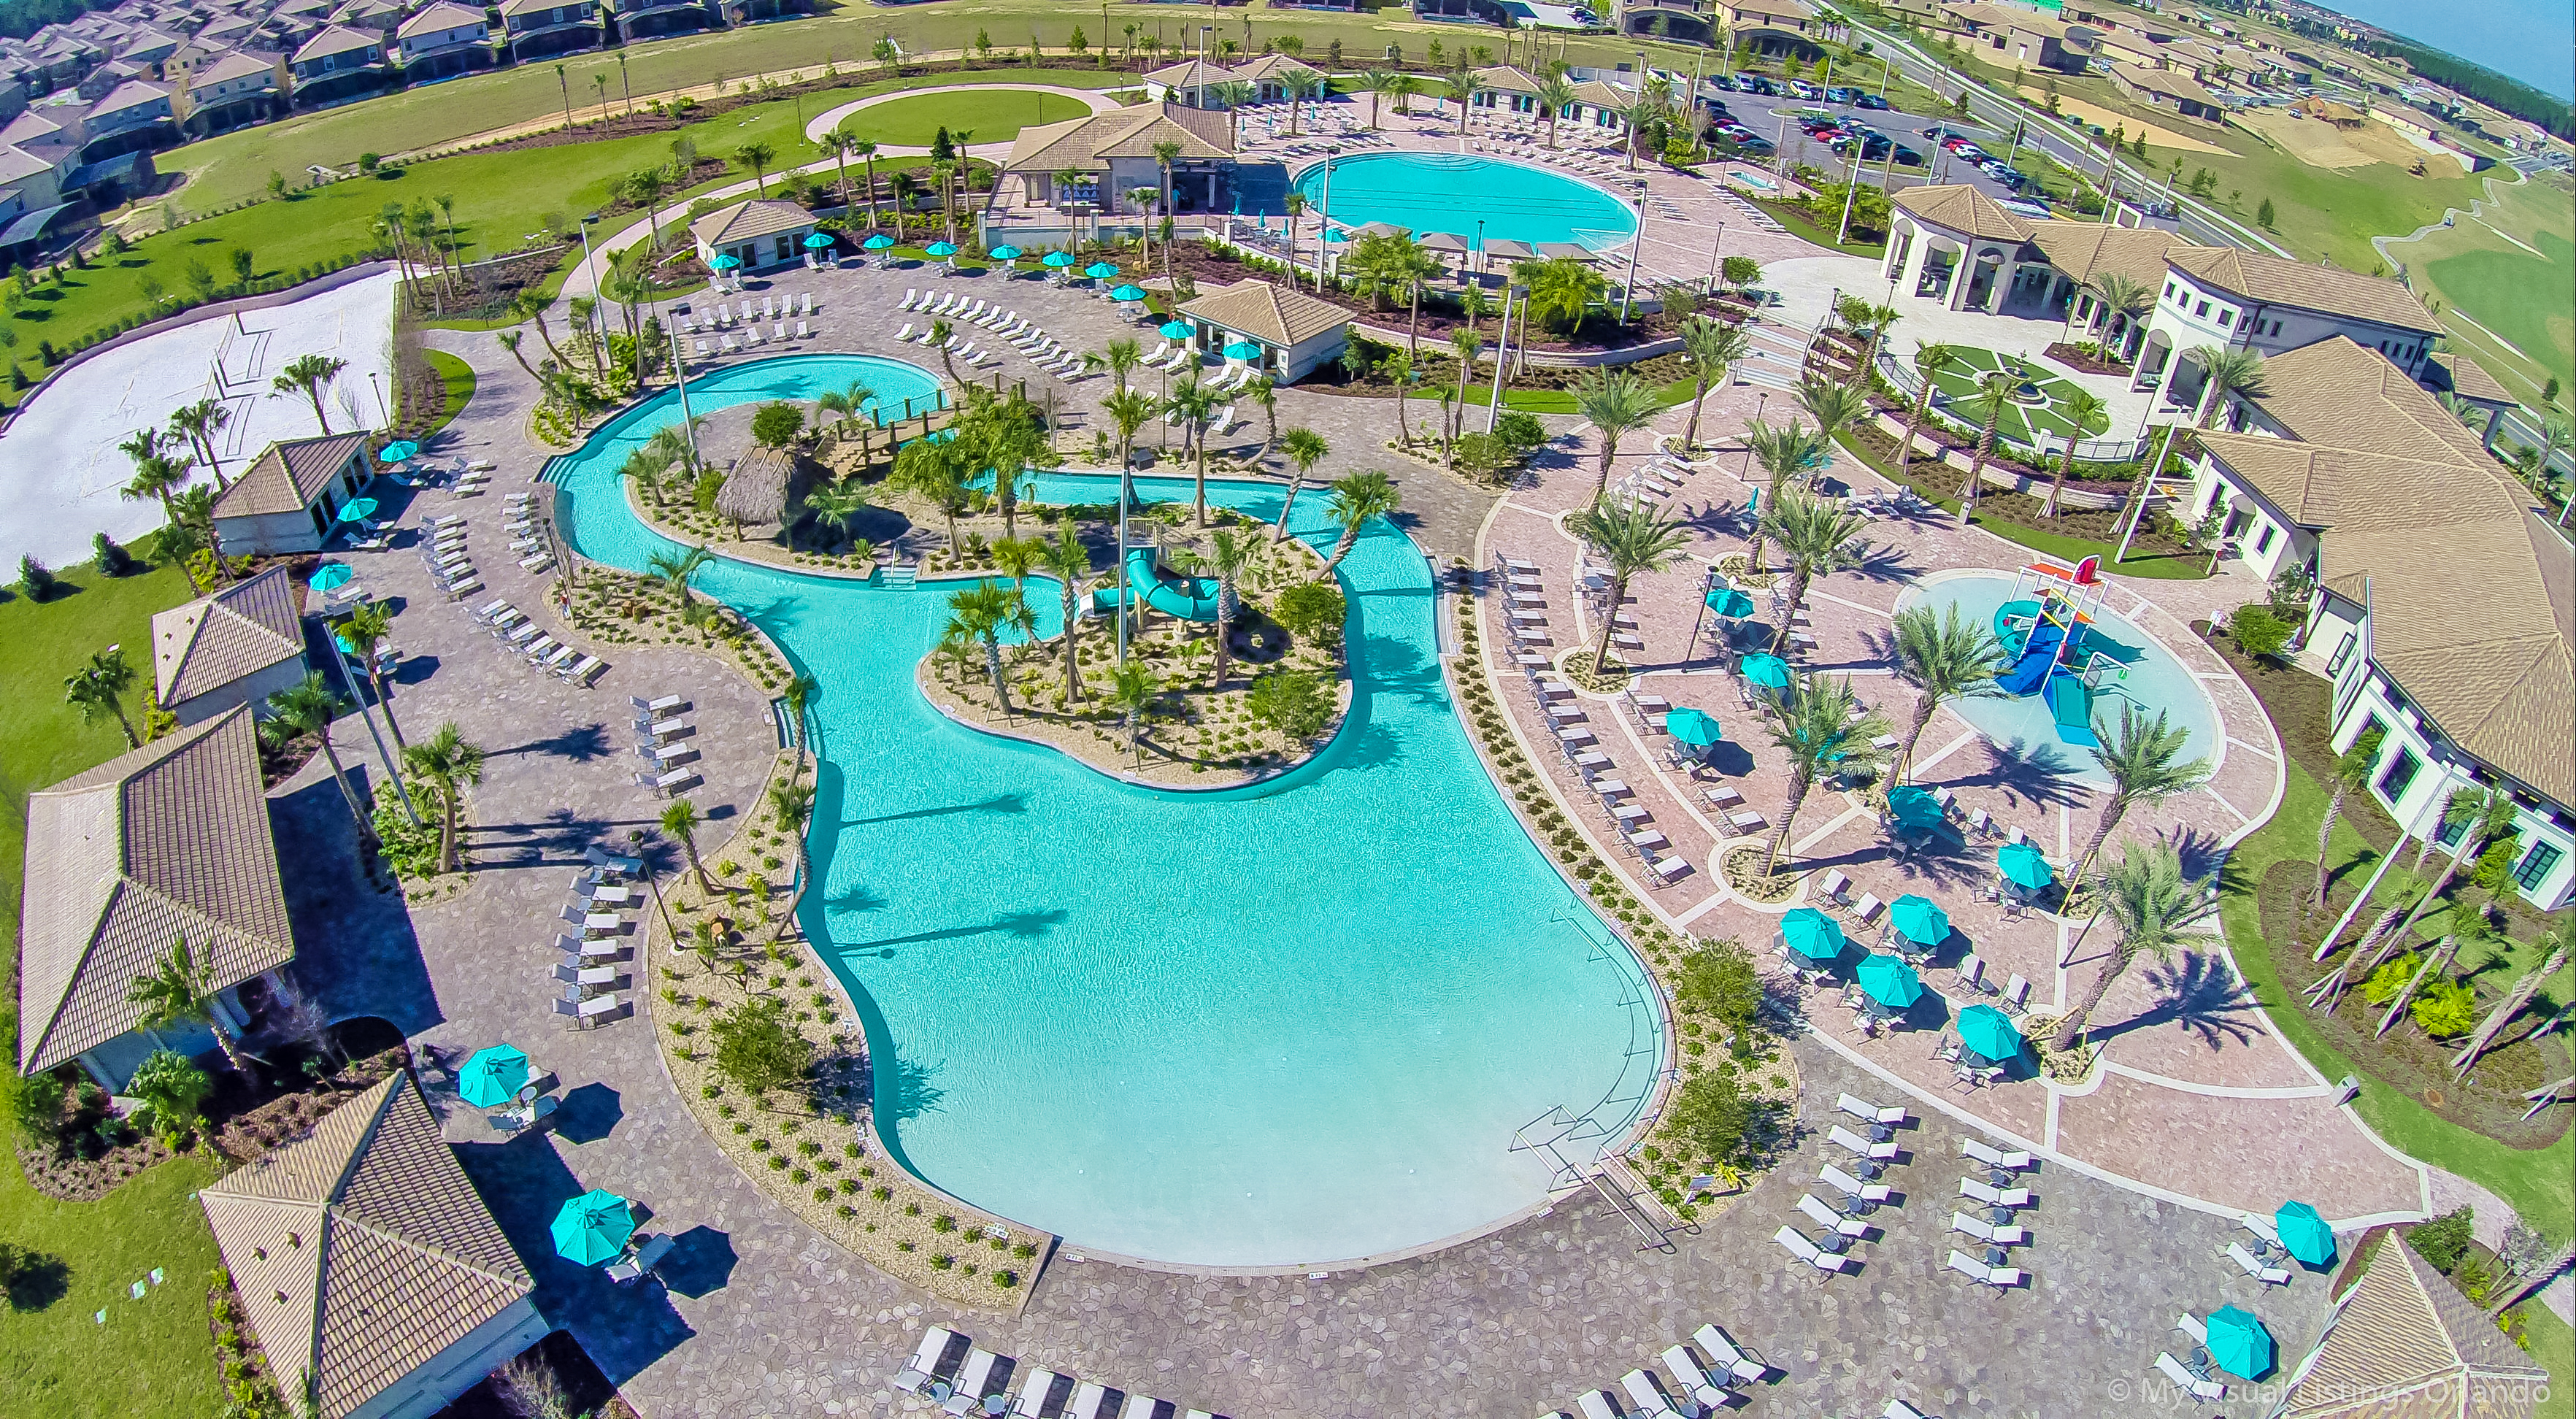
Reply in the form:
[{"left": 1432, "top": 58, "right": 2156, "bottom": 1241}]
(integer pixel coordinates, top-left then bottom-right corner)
[{"left": 1173, "top": 278, "right": 1352, "bottom": 385}]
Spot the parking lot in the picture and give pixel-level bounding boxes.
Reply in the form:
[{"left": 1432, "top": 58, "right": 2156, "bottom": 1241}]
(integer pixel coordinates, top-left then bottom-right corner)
[{"left": 1694, "top": 75, "right": 2053, "bottom": 213}]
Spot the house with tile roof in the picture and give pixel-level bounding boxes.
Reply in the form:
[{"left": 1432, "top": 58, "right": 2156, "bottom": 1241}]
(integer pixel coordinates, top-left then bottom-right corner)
[
  {"left": 2108, "top": 60, "right": 2226, "bottom": 121},
  {"left": 392, "top": 1, "right": 491, "bottom": 77},
  {"left": 171, "top": 46, "right": 286, "bottom": 136},
  {"left": 15, "top": 706, "right": 296, "bottom": 1088},
  {"left": 494, "top": 0, "right": 598, "bottom": 63},
  {"left": 288, "top": 23, "right": 390, "bottom": 107},
  {"left": 1174, "top": 277, "right": 1350, "bottom": 383},
  {"left": 2134, "top": 245, "right": 2442, "bottom": 417},
  {"left": 200, "top": 1069, "right": 548, "bottom": 1419},
  {"left": 2273, "top": 1228, "right": 2549, "bottom": 1417},
  {"left": 211, "top": 432, "right": 375, "bottom": 555},
  {"left": 152, "top": 564, "right": 311, "bottom": 725},
  {"left": 686, "top": 196, "right": 815, "bottom": 274},
  {"left": 2183, "top": 336, "right": 2576, "bottom": 909},
  {"left": 1000, "top": 102, "right": 1235, "bottom": 222}
]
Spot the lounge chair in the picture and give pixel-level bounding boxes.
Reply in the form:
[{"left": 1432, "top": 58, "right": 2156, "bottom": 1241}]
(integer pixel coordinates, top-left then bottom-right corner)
[
  {"left": 2226, "top": 1241, "right": 2291, "bottom": 1284},
  {"left": 1618, "top": 1371, "right": 1685, "bottom": 1419},
  {"left": 1692, "top": 1324, "right": 1766, "bottom": 1384},
  {"left": 1772, "top": 1226, "right": 1850, "bottom": 1272},
  {"left": 1962, "top": 1138, "right": 2031, "bottom": 1170},
  {"left": 1114, "top": 1393, "right": 1174, "bottom": 1419},
  {"left": 2155, "top": 1353, "right": 2226, "bottom": 1399},
  {"left": 1840, "top": 1093, "right": 1908, "bottom": 1127},
  {"left": 1010, "top": 1367, "right": 1064, "bottom": 1417},
  {"left": 1820, "top": 1162, "right": 1891, "bottom": 1204},
  {"left": 1952, "top": 1211, "right": 2026, "bottom": 1245},
  {"left": 1659, "top": 1346, "right": 1729, "bottom": 1406},
  {"left": 1959, "top": 1177, "right": 2031, "bottom": 1208},
  {"left": 1066, "top": 1382, "right": 1109, "bottom": 1419},
  {"left": 1573, "top": 1391, "right": 1620, "bottom": 1419},
  {"left": 796, "top": 320, "right": 811, "bottom": 339},
  {"left": 522, "top": 636, "right": 560, "bottom": 663},
  {"left": 942, "top": 1349, "right": 999, "bottom": 1415},
  {"left": 1946, "top": 1248, "right": 2023, "bottom": 1288},
  {"left": 1884, "top": 1402, "right": 1928, "bottom": 1419},
  {"left": 2001, "top": 974, "right": 2032, "bottom": 1014},
  {"left": 899, "top": 289, "right": 919, "bottom": 310},
  {"left": 1827, "top": 1126, "right": 1899, "bottom": 1161},
  {"left": 893, "top": 1327, "right": 961, "bottom": 1394},
  {"left": 561, "top": 655, "right": 604, "bottom": 685},
  {"left": 444, "top": 577, "right": 483, "bottom": 599},
  {"left": 774, "top": 320, "right": 788, "bottom": 342},
  {"left": 1798, "top": 1192, "right": 1869, "bottom": 1238}
]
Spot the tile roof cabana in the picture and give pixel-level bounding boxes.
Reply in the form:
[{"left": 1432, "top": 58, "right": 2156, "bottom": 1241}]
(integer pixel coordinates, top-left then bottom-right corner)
[
  {"left": 210, "top": 432, "right": 374, "bottom": 555},
  {"left": 200, "top": 1069, "right": 548, "bottom": 1419},
  {"left": 2274, "top": 1235, "right": 2548, "bottom": 1417},
  {"left": 1174, "top": 278, "right": 1350, "bottom": 384},
  {"left": 152, "top": 564, "right": 309, "bottom": 725}
]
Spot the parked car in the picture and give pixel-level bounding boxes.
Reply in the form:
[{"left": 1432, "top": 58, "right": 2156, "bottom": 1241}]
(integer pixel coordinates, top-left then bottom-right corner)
[
  {"left": 1891, "top": 144, "right": 1925, "bottom": 166},
  {"left": 1801, "top": 118, "right": 1842, "bottom": 136},
  {"left": 1853, "top": 93, "right": 1891, "bottom": 110},
  {"left": 1857, "top": 134, "right": 1896, "bottom": 160},
  {"left": 1823, "top": 86, "right": 1856, "bottom": 104},
  {"left": 1788, "top": 80, "right": 1824, "bottom": 100},
  {"left": 1707, "top": 74, "right": 1740, "bottom": 91},
  {"left": 1739, "top": 74, "right": 1780, "bottom": 96},
  {"left": 1732, "top": 134, "right": 1776, "bottom": 155}
]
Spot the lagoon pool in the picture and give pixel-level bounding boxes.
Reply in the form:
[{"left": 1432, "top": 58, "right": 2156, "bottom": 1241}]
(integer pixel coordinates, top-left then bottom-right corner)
[
  {"left": 549, "top": 356, "right": 1660, "bottom": 1267},
  {"left": 1294, "top": 153, "right": 1638, "bottom": 252}
]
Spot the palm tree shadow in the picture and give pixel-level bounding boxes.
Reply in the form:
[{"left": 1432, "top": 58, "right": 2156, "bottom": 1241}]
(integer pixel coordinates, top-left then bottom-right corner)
[
  {"left": 826, "top": 882, "right": 891, "bottom": 915},
  {"left": 1842, "top": 544, "right": 1918, "bottom": 585},
  {"left": 501, "top": 721, "right": 610, "bottom": 762},
  {"left": 2093, "top": 950, "right": 2261, "bottom": 1050},
  {"left": 2154, "top": 825, "right": 2230, "bottom": 885},
  {"left": 880, "top": 1052, "right": 946, "bottom": 1125},
  {"left": 1957, "top": 737, "right": 2091, "bottom": 812},
  {"left": 847, "top": 793, "right": 1029, "bottom": 826}
]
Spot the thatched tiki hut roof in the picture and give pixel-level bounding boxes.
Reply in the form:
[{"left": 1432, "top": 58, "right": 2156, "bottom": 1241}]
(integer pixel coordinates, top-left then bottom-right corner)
[{"left": 716, "top": 445, "right": 801, "bottom": 529}]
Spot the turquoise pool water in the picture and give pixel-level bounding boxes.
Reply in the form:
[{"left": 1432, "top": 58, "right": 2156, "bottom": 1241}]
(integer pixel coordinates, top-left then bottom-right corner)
[
  {"left": 548, "top": 356, "right": 1660, "bottom": 1266},
  {"left": 1897, "top": 571, "right": 2223, "bottom": 790},
  {"left": 1293, "top": 153, "right": 1639, "bottom": 252}
]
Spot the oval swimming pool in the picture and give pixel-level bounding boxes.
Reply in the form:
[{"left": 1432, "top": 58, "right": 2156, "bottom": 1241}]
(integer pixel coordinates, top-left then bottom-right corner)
[
  {"left": 548, "top": 355, "right": 1661, "bottom": 1268},
  {"left": 1293, "top": 152, "right": 1639, "bottom": 251}
]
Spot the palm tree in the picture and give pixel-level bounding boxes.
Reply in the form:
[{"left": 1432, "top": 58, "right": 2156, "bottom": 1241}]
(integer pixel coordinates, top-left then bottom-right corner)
[
  {"left": 2051, "top": 842, "right": 2212, "bottom": 1051},
  {"left": 1383, "top": 349, "right": 1416, "bottom": 449},
  {"left": 1200, "top": 527, "right": 1256, "bottom": 689},
  {"left": 497, "top": 329, "right": 539, "bottom": 383},
  {"left": 1445, "top": 331, "right": 1483, "bottom": 453},
  {"left": 1101, "top": 385, "right": 1157, "bottom": 475},
  {"left": 661, "top": 797, "right": 712, "bottom": 893},
  {"left": 2072, "top": 704, "right": 2213, "bottom": 885},
  {"left": 947, "top": 580, "right": 1034, "bottom": 715},
  {"left": 1898, "top": 341, "right": 1959, "bottom": 480},
  {"left": 802, "top": 480, "right": 868, "bottom": 552},
  {"left": 1041, "top": 518, "right": 1092, "bottom": 702},
  {"left": 334, "top": 601, "right": 407, "bottom": 749},
  {"left": 1445, "top": 69, "right": 1485, "bottom": 131},
  {"left": 128, "top": 936, "right": 252, "bottom": 1074},
  {"left": 510, "top": 291, "right": 568, "bottom": 368},
  {"left": 1887, "top": 604, "right": 2004, "bottom": 782},
  {"left": 1388, "top": 72, "right": 1421, "bottom": 119},
  {"left": 1761, "top": 489, "right": 1869, "bottom": 653},
  {"left": 1246, "top": 377, "right": 1280, "bottom": 464},
  {"left": 1956, "top": 372, "right": 2018, "bottom": 525},
  {"left": 1319, "top": 471, "right": 1399, "bottom": 574},
  {"left": 1678, "top": 317, "right": 1751, "bottom": 452},
  {"left": 1101, "top": 337, "right": 1142, "bottom": 394},
  {"left": 2369, "top": 787, "right": 2521, "bottom": 985},
  {"left": 1150, "top": 139, "right": 1183, "bottom": 282},
  {"left": 928, "top": 318, "right": 959, "bottom": 385},
  {"left": 813, "top": 379, "right": 875, "bottom": 440},
  {"left": 2077, "top": 272, "right": 2150, "bottom": 359},
  {"left": 266, "top": 672, "right": 377, "bottom": 847},
  {"left": 1741, "top": 418, "right": 1833, "bottom": 572},
  {"left": 645, "top": 544, "right": 712, "bottom": 609},
  {"left": 401, "top": 721, "right": 484, "bottom": 874},
  {"left": 2039, "top": 388, "right": 2110, "bottom": 517},
  {"left": 167, "top": 399, "right": 233, "bottom": 491},
  {"left": 990, "top": 534, "right": 1044, "bottom": 622},
  {"left": 851, "top": 138, "right": 882, "bottom": 229},
  {"left": 1164, "top": 374, "right": 1221, "bottom": 524},
  {"left": 64, "top": 646, "right": 141, "bottom": 748},
  {"left": 892, "top": 427, "right": 972, "bottom": 550},
  {"left": 734, "top": 139, "right": 777, "bottom": 196},
  {"left": 2188, "top": 345, "right": 2267, "bottom": 429},
  {"left": 121, "top": 450, "right": 192, "bottom": 530},
  {"left": 1794, "top": 372, "right": 1872, "bottom": 453},
  {"left": 1275, "top": 428, "right": 1329, "bottom": 542},
  {"left": 2303, "top": 725, "right": 2385, "bottom": 908},
  {"left": 1106, "top": 658, "right": 1160, "bottom": 764},
  {"left": 271, "top": 354, "right": 347, "bottom": 433},
  {"left": 1537, "top": 72, "right": 1577, "bottom": 148},
  {"left": 1762, "top": 672, "right": 1891, "bottom": 873},
  {"left": 1572, "top": 367, "right": 1663, "bottom": 499},
  {"left": 1361, "top": 67, "right": 1401, "bottom": 128},
  {"left": 1571, "top": 497, "right": 1691, "bottom": 675}
]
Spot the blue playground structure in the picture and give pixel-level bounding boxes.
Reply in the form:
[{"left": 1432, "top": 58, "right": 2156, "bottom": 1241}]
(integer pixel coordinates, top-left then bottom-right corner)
[
  {"left": 1090, "top": 547, "right": 1222, "bottom": 622},
  {"left": 1991, "top": 558, "right": 2124, "bottom": 749}
]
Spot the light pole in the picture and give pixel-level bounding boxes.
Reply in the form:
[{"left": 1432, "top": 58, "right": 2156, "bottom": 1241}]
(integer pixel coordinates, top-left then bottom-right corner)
[
  {"left": 324, "top": 628, "right": 420, "bottom": 826},
  {"left": 1485, "top": 283, "right": 1524, "bottom": 434},
  {"left": 1703, "top": 216, "right": 1726, "bottom": 294},
  {"left": 1618, "top": 196, "right": 1645, "bottom": 325},
  {"left": 577, "top": 211, "right": 602, "bottom": 299},
  {"left": 367, "top": 370, "right": 389, "bottom": 431}
]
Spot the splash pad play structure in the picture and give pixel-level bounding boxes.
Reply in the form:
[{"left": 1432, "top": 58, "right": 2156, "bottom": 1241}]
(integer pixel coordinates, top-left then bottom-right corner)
[{"left": 1992, "top": 556, "right": 2118, "bottom": 748}]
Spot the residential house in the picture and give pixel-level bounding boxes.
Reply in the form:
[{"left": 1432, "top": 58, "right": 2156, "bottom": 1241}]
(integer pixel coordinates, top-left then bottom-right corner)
[
  {"left": 209, "top": 433, "right": 376, "bottom": 555},
  {"left": 2183, "top": 337, "right": 2576, "bottom": 910},
  {"left": 172, "top": 48, "right": 288, "bottom": 136},
  {"left": 393, "top": 1, "right": 491, "bottom": 78},
  {"left": 288, "top": 25, "right": 390, "bottom": 107},
  {"left": 1001, "top": 102, "right": 1236, "bottom": 218},
  {"left": 2108, "top": 61, "right": 2226, "bottom": 121},
  {"left": 1615, "top": 0, "right": 1723, "bottom": 47},
  {"left": 15, "top": 707, "right": 296, "bottom": 1090},
  {"left": 199, "top": 1071, "right": 550, "bottom": 1419},
  {"left": 495, "top": 0, "right": 598, "bottom": 63},
  {"left": 2368, "top": 99, "right": 2439, "bottom": 141},
  {"left": 151, "top": 566, "right": 310, "bottom": 726},
  {"left": 605, "top": 0, "right": 713, "bottom": 44},
  {"left": 687, "top": 196, "right": 816, "bottom": 274},
  {"left": 1174, "top": 278, "right": 1350, "bottom": 383},
  {"left": 1939, "top": 1, "right": 2097, "bottom": 74},
  {"left": 1718, "top": 0, "right": 1825, "bottom": 59}
]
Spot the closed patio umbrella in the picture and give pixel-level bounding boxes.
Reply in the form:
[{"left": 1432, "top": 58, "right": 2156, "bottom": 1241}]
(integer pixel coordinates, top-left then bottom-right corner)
[
  {"left": 550, "top": 1189, "right": 635, "bottom": 1266},
  {"left": 1888, "top": 893, "right": 1950, "bottom": 946},
  {"left": 458, "top": 1044, "right": 529, "bottom": 1109},
  {"left": 1705, "top": 586, "right": 1757, "bottom": 618},
  {"left": 1885, "top": 785, "right": 1943, "bottom": 829},
  {"left": 1856, "top": 953, "right": 1923, "bottom": 1009},
  {"left": 1956, "top": 1004, "right": 2023, "bottom": 1062},
  {"left": 1665, "top": 707, "right": 1721, "bottom": 747},
  {"left": 1996, "top": 841, "right": 2053, "bottom": 890},
  {"left": 1777, "top": 907, "right": 1845, "bottom": 962},
  {"left": 2204, "top": 1305, "right": 2274, "bottom": 1379},
  {"left": 1740, "top": 653, "right": 1791, "bottom": 689},
  {"left": 2273, "top": 1201, "right": 2335, "bottom": 1266}
]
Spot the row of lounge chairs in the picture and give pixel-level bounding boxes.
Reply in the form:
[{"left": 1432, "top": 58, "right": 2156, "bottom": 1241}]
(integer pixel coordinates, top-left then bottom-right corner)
[
  {"left": 470, "top": 596, "right": 604, "bottom": 685},
  {"left": 1949, "top": 1134, "right": 2037, "bottom": 1288},
  {"left": 550, "top": 846, "right": 637, "bottom": 1030},
  {"left": 682, "top": 291, "right": 815, "bottom": 333},
  {"left": 630, "top": 693, "right": 701, "bottom": 797},
  {"left": 695, "top": 320, "right": 815, "bottom": 358},
  {"left": 894, "top": 294, "right": 1088, "bottom": 380},
  {"left": 896, "top": 1325, "right": 1226, "bottom": 1418},
  {"left": 1776, "top": 1093, "right": 1918, "bottom": 1278},
  {"left": 1537, "top": 1323, "right": 1772, "bottom": 1419}
]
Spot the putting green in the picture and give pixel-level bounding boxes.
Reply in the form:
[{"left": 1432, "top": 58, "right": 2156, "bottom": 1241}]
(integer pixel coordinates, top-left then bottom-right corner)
[
  {"left": 837, "top": 88, "right": 1096, "bottom": 148},
  {"left": 1926, "top": 346, "right": 2107, "bottom": 450}
]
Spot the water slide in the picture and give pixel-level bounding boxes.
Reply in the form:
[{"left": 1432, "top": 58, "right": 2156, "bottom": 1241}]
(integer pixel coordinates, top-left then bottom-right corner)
[
  {"left": 1995, "top": 618, "right": 2066, "bottom": 696},
  {"left": 2047, "top": 674, "right": 2099, "bottom": 747},
  {"left": 1087, "top": 548, "right": 1222, "bottom": 622}
]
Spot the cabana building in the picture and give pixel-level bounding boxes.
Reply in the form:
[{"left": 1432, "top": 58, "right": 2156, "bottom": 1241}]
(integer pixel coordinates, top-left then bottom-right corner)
[
  {"left": 209, "top": 433, "right": 374, "bottom": 556},
  {"left": 1172, "top": 278, "right": 1350, "bottom": 384},
  {"left": 688, "top": 197, "right": 818, "bottom": 274},
  {"left": 152, "top": 564, "right": 309, "bottom": 725}
]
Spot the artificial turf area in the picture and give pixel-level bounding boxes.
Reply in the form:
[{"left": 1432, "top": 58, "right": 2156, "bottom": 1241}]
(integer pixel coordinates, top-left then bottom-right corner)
[
  {"left": 835, "top": 85, "right": 1109, "bottom": 147},
  {"left": 1924, "top": 345, "right": 2104, "bottom": 447}
]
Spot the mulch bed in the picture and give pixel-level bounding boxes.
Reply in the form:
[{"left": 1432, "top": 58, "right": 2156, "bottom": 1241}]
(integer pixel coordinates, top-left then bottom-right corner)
[
  {"left": 1839, "top": 417, "right": 2185, "bottom": 550},
  {"left": 432, "top": 1329, "right": 639, "bottom": 1419},
  {"left": 2044, "top": 342, "right": 2131, "bottom": 375}
]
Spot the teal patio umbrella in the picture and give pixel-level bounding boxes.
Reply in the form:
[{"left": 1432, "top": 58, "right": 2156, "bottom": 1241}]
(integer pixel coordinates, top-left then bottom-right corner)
[
  {"left": 2274, "top": 1201, "right": 2335, "bottom": 1266},
  {"left": 334, "top": 496, "right": 378, "bottom": 524},
  {"left": 1956, "top": 1004, "right": 2023, "bottom": 1062},
  {"left": 1740, "top": 653, "right": 1791, "bottom": 689},
  {"left": 802, "top": 231, "right": 836, "bottom": 249},
  {"left": 1856, "top": 953, "right": 1923, "bottom": 1009},
  {"left": 550, "top": 1190, "right": 636, "bottom": 1266},
  {"left": 1778, "top": 907, "right": 1846, "bottom": 963},
  {"left": 1997, "top": 840, "right": 2053, "bottom": 890},
  {"left": 1885, "top": 785, "right": 1943, "bottom": 830},
  {"left": 1084, "top": 261, "right": 1120, "bottom": 280},
  {"left": 376, "top": 439, "right": 419, "bottom": 464},
  {"left": 1666, "top": 707, "right": 1721, "bottom": 748},
  {"left": 1888, "top": 893, "right": 1950, "bottom": 946},
  {"left": 924, "top": 241, "right": 958, "bottom": 258},
  {"left": 1110, "top": 283, "right": 1148, "bottom": 301},
  {"left": 986, "top": 243, "right": 1022, "bottom": 261},
  {"left": 307, "top": 563, "right": 353, "bottom": 592},
  {"left": 708, "top": 253, "right": 741, "bottom": 271},
  {"left": 861, "top": 234, "right": 895, "bottom": 251},
  {"left": 2205, "top": 1305, "right": 2274, "bottom": 1379},
  {"left": 1222, "top": 341, "right": 1262, "bottom": 361},
  {"left": 1159, "top": 320, "right": 1193, "bottom": 341},
  {"left": 1705, "top": 586, "right": 1756, "bottom": 618},
  {"left": 458, "top": 1044, "right": 530, "bottom": 1109},
  {"left": 1042, "top": 250, "right": 1075, "bottom": 269}
]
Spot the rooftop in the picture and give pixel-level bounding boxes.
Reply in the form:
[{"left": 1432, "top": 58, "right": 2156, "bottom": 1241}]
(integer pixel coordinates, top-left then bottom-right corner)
[
  {"left": 152, "top": 564, "right": 306, "bottom": 706},
  {"left": 686, "top": 197, "right": 815, "bottom": 250},
  {"left": 1177, "top": 277, "right": 1350, "bottom": 348},
  {"left": 212, "top": 432, "right": 370, "bottom": 520},
  {"left": 1002, "top": 101, "right": 1233, "bottom": 174},
  {"left": 2165, "top": 247, "right": 2440, "bottom": 334}
]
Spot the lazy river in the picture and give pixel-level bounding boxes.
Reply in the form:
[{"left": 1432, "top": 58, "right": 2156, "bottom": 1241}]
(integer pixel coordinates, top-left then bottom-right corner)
[{"left": 548, "top": 355, "right": 1660, "bottom": 1267}]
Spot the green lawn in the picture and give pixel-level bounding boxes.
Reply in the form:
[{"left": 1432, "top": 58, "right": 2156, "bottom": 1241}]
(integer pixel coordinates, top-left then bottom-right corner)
[
  {"left": 419, "top": 350, "right": 477, "bottom": 438},
  {"left": 1750, "top": 198, "right": 1888, "bottom": 258},
  {"left": 0, "top": 1151, "right": 228, "bottom": 1419},
  {"left": 0, "top": 545, "right": 215, "bottom": 1419},
  {"left": 1829, "top": 428, "right": 2209, "bottom": 578},
  {"left": 834, "top": 86, "right": 1103, "bottom": 147},
  {"left": 1926, "top": 346, "right": 2098, "bottom": 447},
  {"left": 2404, "top": 172, "right": 2576, "bottom": 407}
]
